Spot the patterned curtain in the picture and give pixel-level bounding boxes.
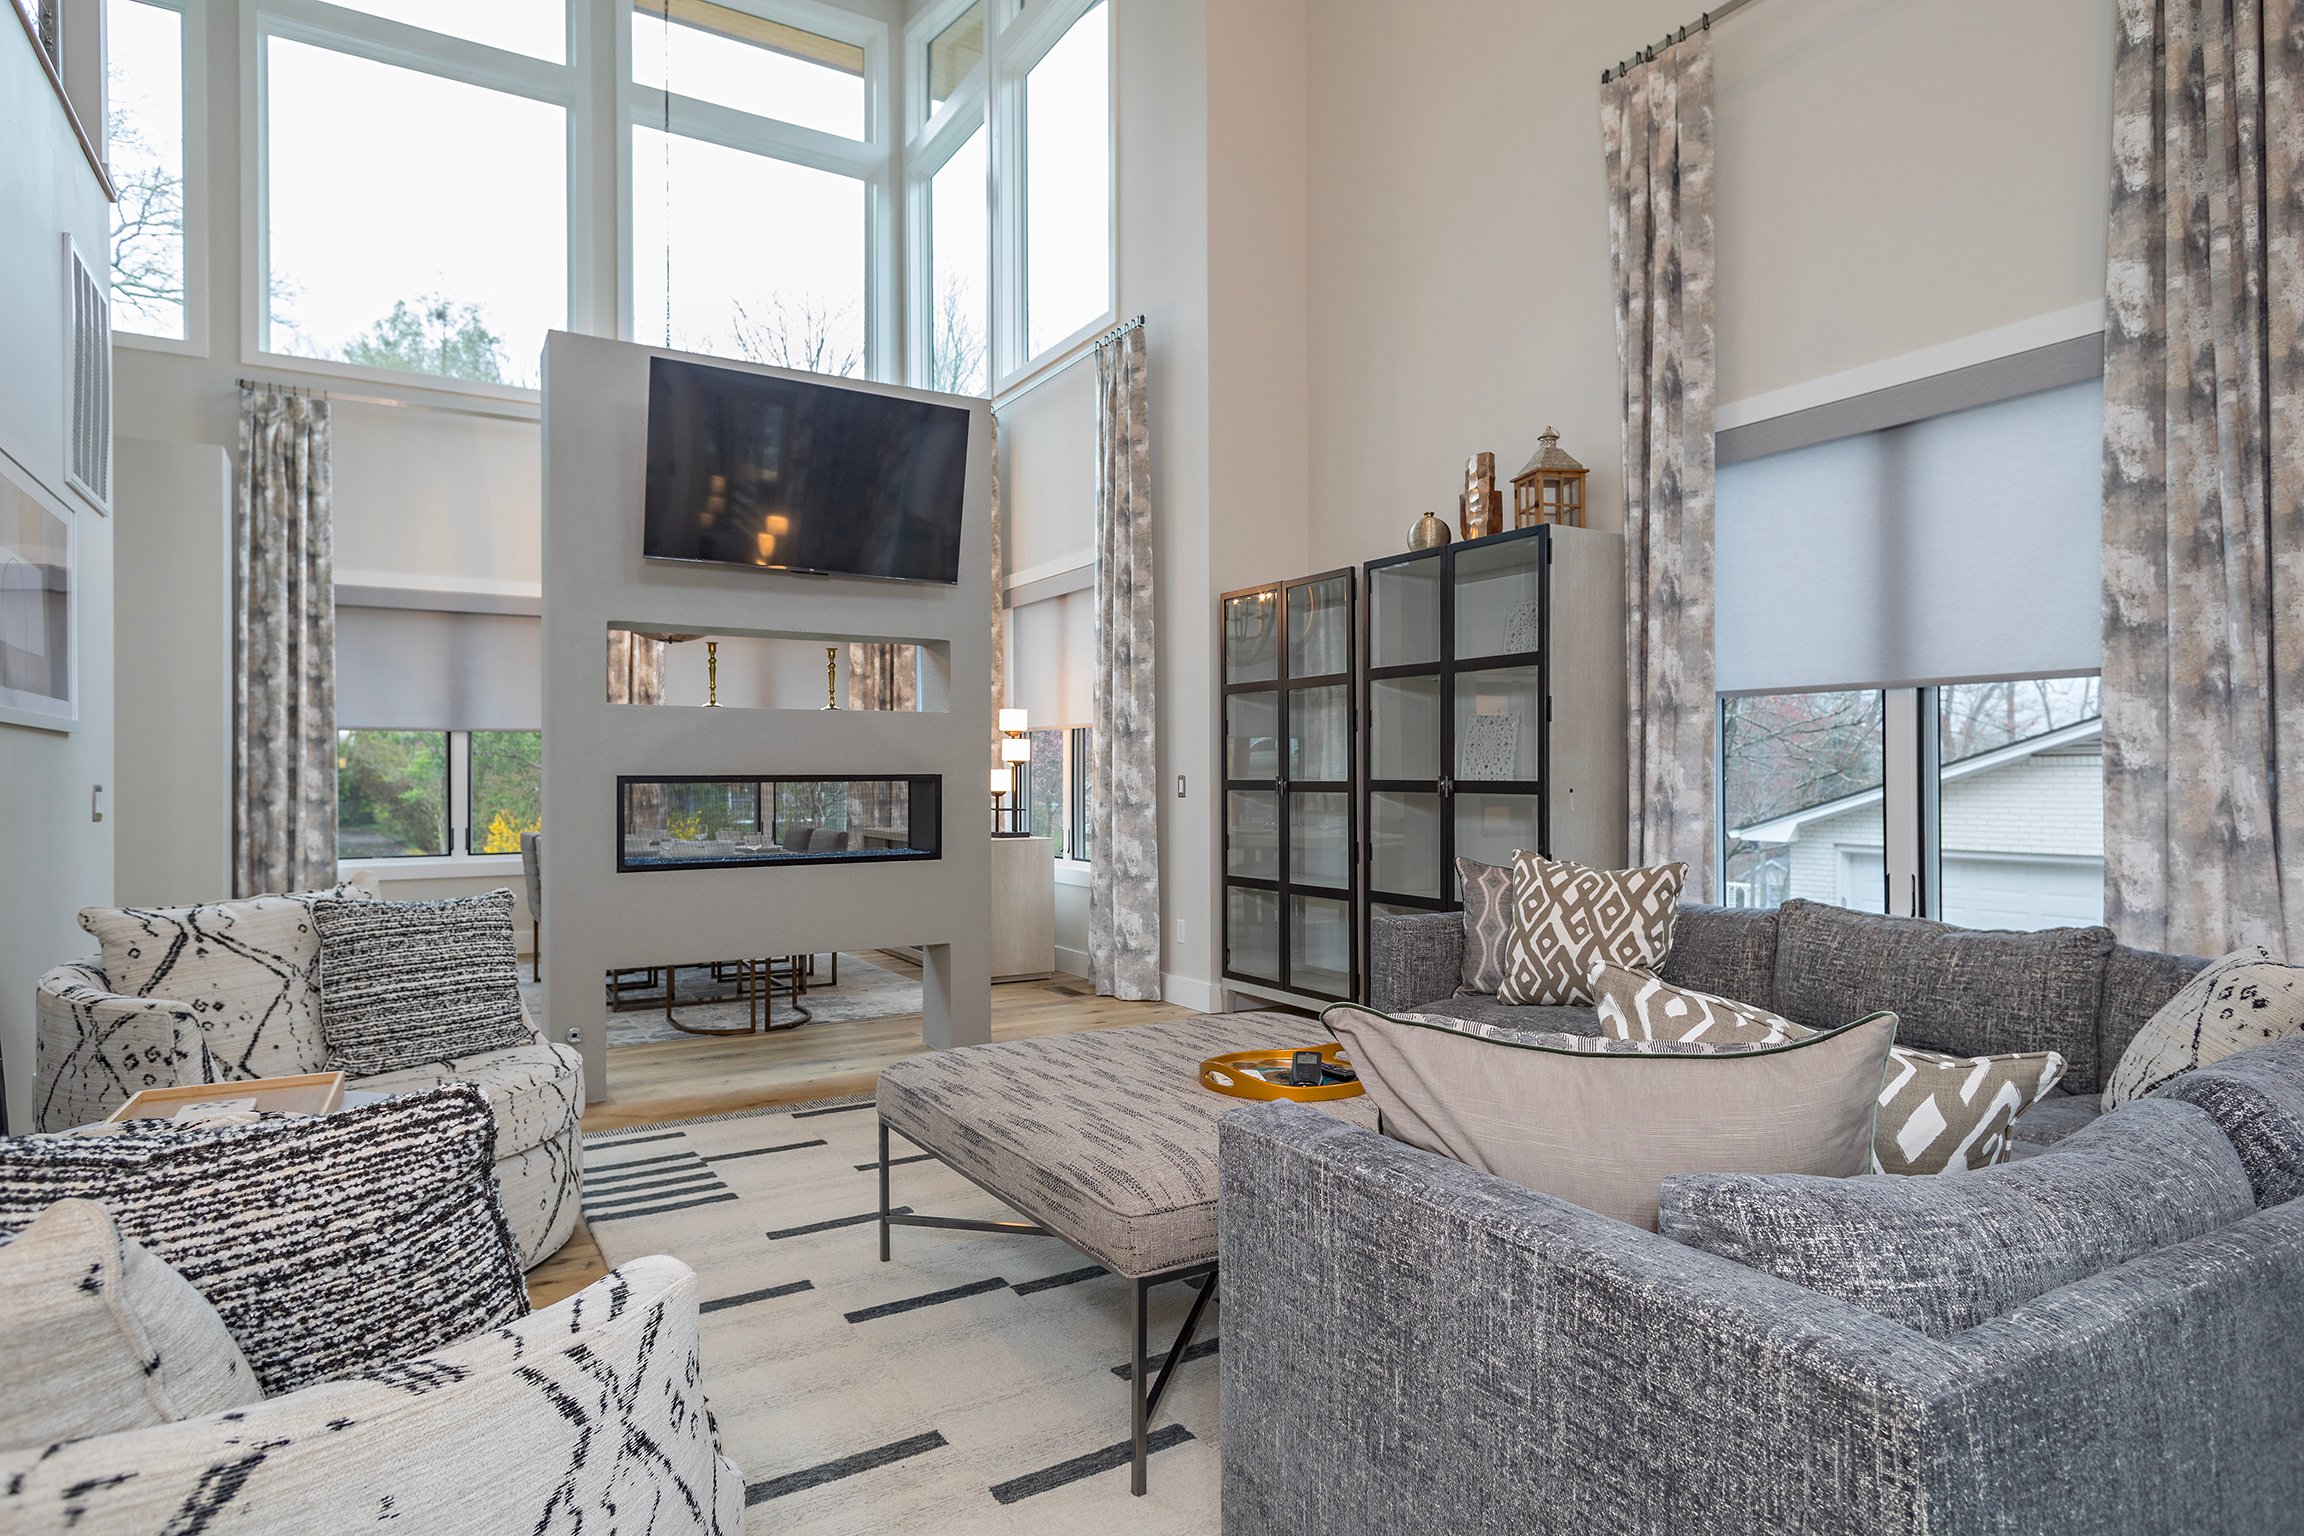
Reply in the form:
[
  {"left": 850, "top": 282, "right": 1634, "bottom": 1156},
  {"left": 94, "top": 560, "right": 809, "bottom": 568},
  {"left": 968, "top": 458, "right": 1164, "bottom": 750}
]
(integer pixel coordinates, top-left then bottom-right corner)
[
  {"left": 1603, "top": 34, "right": 1717, "bottom": 893},
  {"left": 233, "top": 386, "right": 337, "bottom": 897},
  {"left": 2102, "top": 0, "right": 2304, "bottom": 955},
  {"left": 989, "top": 415, "right": 1007, "bottom": 777},
  {"left": 1090, "top": 326, "right": 1160, "bottom": 1000}
]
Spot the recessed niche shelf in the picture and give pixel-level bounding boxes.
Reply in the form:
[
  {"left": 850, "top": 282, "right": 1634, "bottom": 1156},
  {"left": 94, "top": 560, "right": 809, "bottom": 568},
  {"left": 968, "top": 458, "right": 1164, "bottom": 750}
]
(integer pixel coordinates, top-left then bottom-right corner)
[
  {"left": 607, "top": 627, "right": 948, "bottom": 713},
  {"left": 616, "top": 775, "right": 941, "bottom": 873}
]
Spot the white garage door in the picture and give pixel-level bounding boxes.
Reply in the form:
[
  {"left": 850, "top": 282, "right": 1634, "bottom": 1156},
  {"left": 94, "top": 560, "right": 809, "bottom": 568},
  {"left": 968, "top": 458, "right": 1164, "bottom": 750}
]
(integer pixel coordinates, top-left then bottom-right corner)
[{"left": 1942, "top": 854, "right": 2103, "bottom": 931}]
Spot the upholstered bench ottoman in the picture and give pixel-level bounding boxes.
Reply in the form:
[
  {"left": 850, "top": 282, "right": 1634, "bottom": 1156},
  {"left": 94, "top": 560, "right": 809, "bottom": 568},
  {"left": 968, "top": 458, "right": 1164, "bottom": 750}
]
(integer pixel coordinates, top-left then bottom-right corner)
[{"left": 874, "top": 1011, "right": 1376, "bottom": 1494}]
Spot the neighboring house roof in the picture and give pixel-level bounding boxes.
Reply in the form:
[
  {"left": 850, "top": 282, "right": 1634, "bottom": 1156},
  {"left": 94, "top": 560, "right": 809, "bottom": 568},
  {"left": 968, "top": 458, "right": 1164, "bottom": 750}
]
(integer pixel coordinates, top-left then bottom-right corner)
[{"left": 1730, "top": 717, "right": 2102, "bottom": 844}]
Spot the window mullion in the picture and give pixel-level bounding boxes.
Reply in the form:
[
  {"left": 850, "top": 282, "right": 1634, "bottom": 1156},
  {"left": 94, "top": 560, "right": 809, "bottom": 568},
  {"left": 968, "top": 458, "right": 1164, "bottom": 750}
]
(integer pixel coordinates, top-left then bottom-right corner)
[
  {"left": 1881, "top": 688, "right": 1923, "bottom": 918},
  {"left": 449, "top": 730, "right": 473, "bottom": 857},
  {"left": 256, "top": 0, "right": 574, "bottom": 106}
]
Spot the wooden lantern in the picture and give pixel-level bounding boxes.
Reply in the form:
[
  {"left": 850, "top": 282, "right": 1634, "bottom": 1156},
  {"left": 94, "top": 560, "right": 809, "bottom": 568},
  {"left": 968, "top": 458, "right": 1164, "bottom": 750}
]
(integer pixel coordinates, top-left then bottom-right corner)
[{"left": 1512, "top": 427, "right": 1588, "bottom": 529}]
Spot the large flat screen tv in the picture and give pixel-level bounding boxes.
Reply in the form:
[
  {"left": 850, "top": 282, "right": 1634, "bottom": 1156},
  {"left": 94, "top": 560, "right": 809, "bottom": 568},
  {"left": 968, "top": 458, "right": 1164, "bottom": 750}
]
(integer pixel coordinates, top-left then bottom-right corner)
[{"left": 642, "top": 357, "right": 971, "bottom": 584}]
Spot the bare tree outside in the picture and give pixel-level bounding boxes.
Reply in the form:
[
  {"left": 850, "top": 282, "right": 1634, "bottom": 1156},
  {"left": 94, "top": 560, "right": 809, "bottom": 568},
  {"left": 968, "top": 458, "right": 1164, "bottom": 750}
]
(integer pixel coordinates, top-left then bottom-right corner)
[
  {"left": 928, "top": 277, "right": 987, "bottom": 396},
  {"left": 1720, "top": 690, "right": 1886, "bottom": 907},
  {"left": 107, "top": 75, "right": 186, "bottom": 334},
  {"left": 729, "top": 295, "right": 863, "bottom": 379},
  {"left": 1939, "top": 676, "right": 2100, "bottom": 762}
]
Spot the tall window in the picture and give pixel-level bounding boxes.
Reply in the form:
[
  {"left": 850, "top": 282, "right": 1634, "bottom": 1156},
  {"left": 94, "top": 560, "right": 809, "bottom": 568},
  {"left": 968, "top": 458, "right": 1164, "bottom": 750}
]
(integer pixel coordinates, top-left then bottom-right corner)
[
  {"left": 1934, "top": 677, "right": 2102, "bottom": 929},
  {"left": 629, "top": 0, "right": 884, "bottom": 375},
  {"left": 1720, "top": 692, "right": 1885, "bottom": 912},
  {"left": 470, "top": 730, "right": 543, "bottom": 853},
  {"left": 926, "top": 124, "right": 987, "bottom": 392},
  {"left": 337, "top": 730, "right": 450, "bottom": 858},
  {"left": 925, "top": 1, "right": 982, "bottom": 114},
  {"left": 329, "top": 0, "right": 565, "bottom": 61},
  {"left": 259, "top": 25, "right": 568, "bottom": 387},
  {"left": 106, "top": 0, "right": 188, "bottom": 339},
  {"left": 1019, "top": 0, "right": 1109, "bottom": 359}
]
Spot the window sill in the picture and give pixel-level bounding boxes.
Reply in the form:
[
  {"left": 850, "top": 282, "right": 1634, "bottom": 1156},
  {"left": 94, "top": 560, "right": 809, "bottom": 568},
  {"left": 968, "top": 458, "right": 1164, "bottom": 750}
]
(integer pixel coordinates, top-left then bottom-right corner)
[
  {"left": 1053, "top": 860, "right": 1091, "bottom": 887},
  {"left": 340, "top": 854, "right": 523, "bottom": 880}
]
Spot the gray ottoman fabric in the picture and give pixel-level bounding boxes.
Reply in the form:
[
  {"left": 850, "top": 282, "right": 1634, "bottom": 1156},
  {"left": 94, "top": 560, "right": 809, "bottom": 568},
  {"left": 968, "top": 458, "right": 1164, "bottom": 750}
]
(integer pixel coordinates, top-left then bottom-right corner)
[
  {"left": 2153, "top": 1037, "right": 2304, "bottom": 1208},
  {"left": 1772, "top": 900, "right": 2113, "bottom": 1080},
  {"left": 2093, "top": 943, "right": 2210, "bottom": 1095},
  {"left": 2008, "top": 1090, "right": 2102, "bottom": 1153},
  {"left": 876, "top": 1012, "right": 1378, "bottom": 1278},
  {"left": 1380, "top": 992, "right": 1602, "bottom": 1038},
  {"left": 1657, "top": 904, "right": 1780, "bottom": 1011},
  {"left": 1660, "top": 1098, "right": 2254, "bottom": 1338}
]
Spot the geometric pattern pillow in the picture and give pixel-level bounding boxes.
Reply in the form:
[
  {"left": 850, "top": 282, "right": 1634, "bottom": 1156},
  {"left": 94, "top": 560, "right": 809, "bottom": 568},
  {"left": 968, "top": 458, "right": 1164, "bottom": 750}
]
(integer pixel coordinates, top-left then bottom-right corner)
[
  {"left": 75, "top": 884, "right": 378, "bottom": 1083},
  {"left": 0, "top": 1084, "right": 528, "bottom": 1395},
  {"left": 1590, "top": 962, "right": 2066, "bottom": 1176},
  {"left": 1456, "top": 857, "right": 1515, "bottom": 996},
  {"left": 0, "top": 1197, "right": 261, "bottom": 1450},
  {"left": 1497, "top": 853, "right": 1687, "bottom": 1006},
  {"left": 1591, "top": 961, "right": 1811, "bottom": 1044},
  {"left": 1876, "top": 1045, "right": 2067, "bottom": 1174},
  {"left": 314, "top": 891, "right": 529, "bottom": 1076},
  {"left": 2103, "top": 946, "right": 2304, "bottom": 1109}
]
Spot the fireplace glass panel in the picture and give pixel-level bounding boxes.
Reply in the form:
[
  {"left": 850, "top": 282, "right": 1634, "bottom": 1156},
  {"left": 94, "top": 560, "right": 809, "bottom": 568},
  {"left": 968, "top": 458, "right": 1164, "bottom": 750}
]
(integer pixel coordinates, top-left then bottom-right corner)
[{"left": 618, "top": 775, "right": 941, "bottom": 870}]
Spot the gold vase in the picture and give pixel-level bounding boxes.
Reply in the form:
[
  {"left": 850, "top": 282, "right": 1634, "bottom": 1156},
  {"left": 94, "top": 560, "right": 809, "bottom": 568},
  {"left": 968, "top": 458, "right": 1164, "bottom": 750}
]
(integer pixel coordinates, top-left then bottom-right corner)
[{"left": 1409, "top": 512, "right": 1452, "bottom": 551}]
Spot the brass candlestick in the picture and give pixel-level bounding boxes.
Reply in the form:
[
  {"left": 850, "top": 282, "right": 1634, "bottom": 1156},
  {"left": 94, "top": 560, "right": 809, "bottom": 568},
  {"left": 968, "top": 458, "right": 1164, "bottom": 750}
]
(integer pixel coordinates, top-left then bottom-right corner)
[
  {"left": 705, "top": 640, "right": 720, "bottom": 707},
  {"left": 824, "top": 646, "right": 839, "bottom": 710}
]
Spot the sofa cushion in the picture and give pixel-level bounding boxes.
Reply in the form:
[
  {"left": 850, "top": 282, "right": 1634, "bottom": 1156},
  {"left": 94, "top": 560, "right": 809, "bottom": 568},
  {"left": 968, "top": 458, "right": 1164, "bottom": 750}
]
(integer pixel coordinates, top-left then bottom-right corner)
[
  {"left": 74, "top": 884, "right": 377, "bottom": 1082},
  {"left": 2007, "top": 1088, "right": 2103, "bottom": 1155},
  {"left": 1455, "top": 857, "right": 1515, "bottom": 995},
  {"left": 314, "top": 891, "right": 531, "bottom": 1076},
  {"left": 0, "top": 1083, "right": 528, "bottom": 1394},
  {"left": 2103, "top": 947, "right": 2304, "bottom": 1109},
  {"left": 1658, "top": 904, "right": 1781, "bottom": 1011},
  {"left": 1661, "top": 1097, "right": 2255, "bottom": 1338},
  {"left": 0, "top": 1198, "right": 261, "bottom": 1452},
  {"left": 2152, "top": 1036, "right": 2304, "bottom": 1207},
  {"left": 1384, "top": 991, "right": 1602, "bottom": 1039},
  {"left": 355, "top": 1041, "right": 582, "bottom": 1161},
  {"left": 2091, "top": 943, "right": 2209, "bottom": 1094},
  {"left": 1324, "top": 1003, "right": 1896, "bottom": 1230},
  {"left": 1772, "top": 900, "right": 2113, "bottom": 1080},
  {"left": 1498, "top": 853, "right": 1686, "bottom": 1006}
]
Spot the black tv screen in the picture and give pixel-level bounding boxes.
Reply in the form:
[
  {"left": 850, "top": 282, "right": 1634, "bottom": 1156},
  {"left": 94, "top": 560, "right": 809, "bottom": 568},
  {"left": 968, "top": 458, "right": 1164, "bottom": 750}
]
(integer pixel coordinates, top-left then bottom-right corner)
[{"left": 642, "top": 357, "right": 971, "bottom": 584}]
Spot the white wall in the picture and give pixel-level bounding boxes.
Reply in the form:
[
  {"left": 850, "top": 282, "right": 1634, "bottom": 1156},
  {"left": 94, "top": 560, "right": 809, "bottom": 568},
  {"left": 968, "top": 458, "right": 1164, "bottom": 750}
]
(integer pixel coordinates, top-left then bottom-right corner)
[
  {"left": 1303, "top": 0, "right": 2115, "bottom": 567},
  {"left": 0, "top": 21, "right": 115, "bottom": 1132}
]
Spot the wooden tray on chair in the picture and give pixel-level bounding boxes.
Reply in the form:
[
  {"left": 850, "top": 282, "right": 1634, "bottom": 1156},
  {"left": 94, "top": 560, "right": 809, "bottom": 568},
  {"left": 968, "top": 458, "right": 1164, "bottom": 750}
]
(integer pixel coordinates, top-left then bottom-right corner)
[{"left": 107, "top": 1072, "right": 347, "bottom": 1123}]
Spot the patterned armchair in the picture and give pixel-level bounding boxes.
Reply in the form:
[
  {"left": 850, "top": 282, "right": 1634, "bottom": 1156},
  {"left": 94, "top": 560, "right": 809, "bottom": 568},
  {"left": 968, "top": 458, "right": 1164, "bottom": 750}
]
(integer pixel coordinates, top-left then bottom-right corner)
[
  {"left": 35, "top": 885, "right": 582, "bottom": 1268},
  {"left": 0, "top": 1256, "right": 744, "bottom": 1534}
]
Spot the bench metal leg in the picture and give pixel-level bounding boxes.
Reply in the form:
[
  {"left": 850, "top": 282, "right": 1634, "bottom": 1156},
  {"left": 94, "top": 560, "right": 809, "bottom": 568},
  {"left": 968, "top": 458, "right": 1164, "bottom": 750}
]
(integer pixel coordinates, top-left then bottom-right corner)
[
  {"left": 1130, "top": 1264, "right": 1218, "bottom": 1496},
  {"left": 878, "top": 1118, "right": 892, "bottom": 1262}
]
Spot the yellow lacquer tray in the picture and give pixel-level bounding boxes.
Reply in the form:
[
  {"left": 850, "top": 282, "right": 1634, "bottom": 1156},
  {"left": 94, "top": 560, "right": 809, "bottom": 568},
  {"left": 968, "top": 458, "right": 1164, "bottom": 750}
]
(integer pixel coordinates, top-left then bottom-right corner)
[{"left": 1198, "top": 1042, "right": 1364, "bottom": 1102}]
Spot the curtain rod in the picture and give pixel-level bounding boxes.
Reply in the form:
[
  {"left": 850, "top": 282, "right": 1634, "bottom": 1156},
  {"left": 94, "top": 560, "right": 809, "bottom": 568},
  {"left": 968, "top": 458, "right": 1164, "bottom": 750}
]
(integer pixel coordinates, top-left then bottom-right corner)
[
  {"left": 989, "top": 315, "right": 1148, "bottom": 412},
  {"left": 1092, "top": 313, "right": 1147, "bottom": 348},
  {"left": 236, "top": 376, "right": 541, "bottom": 424},
  {"left": 1601, "top": 0, "right": 1765, "bottom": 83}
]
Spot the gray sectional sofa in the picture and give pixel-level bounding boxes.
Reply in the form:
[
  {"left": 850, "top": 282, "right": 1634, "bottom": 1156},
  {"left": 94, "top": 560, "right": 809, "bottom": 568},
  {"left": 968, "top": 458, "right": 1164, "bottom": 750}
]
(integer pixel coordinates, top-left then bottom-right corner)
[
  {"left": 1218, "top": 901, "right": 2304, "bottom": 1534},
  {"left": 1369, "top": 897, "right": 2206, "bottom": 1151}
]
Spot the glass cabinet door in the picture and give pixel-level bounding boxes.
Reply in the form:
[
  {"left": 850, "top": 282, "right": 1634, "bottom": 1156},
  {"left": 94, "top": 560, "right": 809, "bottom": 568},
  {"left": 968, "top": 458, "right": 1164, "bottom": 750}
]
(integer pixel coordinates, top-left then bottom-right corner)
[{"left": 1221, "top": 570, "right": 1359, "bottom": 1004}]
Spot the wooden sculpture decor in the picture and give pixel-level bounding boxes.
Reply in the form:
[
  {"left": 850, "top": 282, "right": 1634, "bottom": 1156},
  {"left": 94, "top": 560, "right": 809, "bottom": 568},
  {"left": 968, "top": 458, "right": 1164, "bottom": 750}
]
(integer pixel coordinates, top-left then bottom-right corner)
[
  {"left": 1512, "top": 427, "right": 1589, "bottom": 528},
  {"left": 1461, "top": 452, "right": 1502, "bottom": 540}
]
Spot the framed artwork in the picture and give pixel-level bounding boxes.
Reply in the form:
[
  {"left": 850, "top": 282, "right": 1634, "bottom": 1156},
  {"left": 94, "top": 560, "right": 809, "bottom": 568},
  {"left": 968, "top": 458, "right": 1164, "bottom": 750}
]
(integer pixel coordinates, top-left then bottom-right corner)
[{"left": 0, "top": 454, "right": 76, "bottom": 732}]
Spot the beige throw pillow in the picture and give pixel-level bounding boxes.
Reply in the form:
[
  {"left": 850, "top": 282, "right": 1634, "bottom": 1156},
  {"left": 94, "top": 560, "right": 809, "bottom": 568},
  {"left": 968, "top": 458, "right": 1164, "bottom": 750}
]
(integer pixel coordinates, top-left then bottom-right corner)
[
  {"left": 1324, "top": 1002, "right": 1896, "bottom": 1229},
  {"left": 0, "top": 1199, "right": 261, "bottom": 1453},
  {"left": 1496, "top": 853, "right": 1686, "bottom": 1006},
  {"left": 1591, "top": 964, "right": 2067, "bottom": 1175},
  {"left": 2104, "top": 946, "right": 2304, "bottom": 1109}
]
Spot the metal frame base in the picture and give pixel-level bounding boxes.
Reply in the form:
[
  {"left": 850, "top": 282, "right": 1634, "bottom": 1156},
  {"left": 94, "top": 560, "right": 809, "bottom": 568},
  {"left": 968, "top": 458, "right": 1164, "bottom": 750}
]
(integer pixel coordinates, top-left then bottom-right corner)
[{"left": 876, "top": 1118, "right": 1216, "bottom": 1496}]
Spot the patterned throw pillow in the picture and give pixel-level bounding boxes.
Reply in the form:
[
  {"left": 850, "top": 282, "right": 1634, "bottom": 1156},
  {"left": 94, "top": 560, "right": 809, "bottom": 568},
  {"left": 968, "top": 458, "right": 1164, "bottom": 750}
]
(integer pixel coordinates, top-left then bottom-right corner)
[
  {"left": 0, "top": 1084, "right": 527, "bottom": 1395},
  {"left": 76, "top": 883, "right": 377, "bottom": 1083},
  {"left": 314, "top": 891, "right": 530, "bottom": 1076},
  {"left": 1456, "top": 857, "right": 1515, "bottom": 995},
  {"left": 1589, "top": 964, "right": 2065, "bottom": 1174},
  {"left": 0, "top": 1198, "right": 261, "bottom": 1449},
  {"left": 1590, "top": 961, "right": 1809, "bottom": 1044},
  {"left": 1496, "top": 854, "right": 1687, "bottom": 1006},
  {"left": 2103, "top": 946, "right": 2304, "bottom": 1109}
]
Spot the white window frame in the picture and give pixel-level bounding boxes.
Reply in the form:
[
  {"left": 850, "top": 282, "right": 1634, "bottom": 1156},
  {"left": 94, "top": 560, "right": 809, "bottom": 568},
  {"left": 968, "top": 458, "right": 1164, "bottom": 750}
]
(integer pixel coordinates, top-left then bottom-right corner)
[
  {"left": 619, "top": 0, "right": 895, "bottom": 380},
  {"left": 110, "top": 0, "right": 212, "bottom": 357},
  {"left": 902, "top": 0, "right": 987, "bottom": 392},
  {"left": 987, "top": 0, "right": 1112, "bottom": 395},
  {"left": 240, "top": 0, "right": 582, "bottom": 402}
]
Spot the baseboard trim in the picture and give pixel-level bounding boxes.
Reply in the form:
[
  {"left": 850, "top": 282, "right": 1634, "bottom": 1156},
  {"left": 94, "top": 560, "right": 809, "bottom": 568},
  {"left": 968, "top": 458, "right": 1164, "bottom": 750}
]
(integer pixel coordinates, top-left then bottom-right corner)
[
  {"left": 1161, "top": 972, "right": 1224, "bottom": 1013},
  {"left": 1054, "top": 944, "right": 1090, "bottom": 978}
]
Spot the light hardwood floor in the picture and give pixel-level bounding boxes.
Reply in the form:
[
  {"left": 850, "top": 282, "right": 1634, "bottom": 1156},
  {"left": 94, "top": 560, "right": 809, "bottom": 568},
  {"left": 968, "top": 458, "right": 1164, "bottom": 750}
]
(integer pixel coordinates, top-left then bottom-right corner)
[{"left": 528, "top": 964, "right": 1202, "bottom": 1306}]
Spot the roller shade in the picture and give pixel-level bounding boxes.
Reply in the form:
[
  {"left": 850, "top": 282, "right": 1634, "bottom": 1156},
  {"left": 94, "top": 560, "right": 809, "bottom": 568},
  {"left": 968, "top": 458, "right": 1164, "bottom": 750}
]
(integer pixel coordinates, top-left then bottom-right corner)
[
  {"left": 1008, "top": 589, "right": 1092, "bottom": 726},
  {"left": 336, "top": 605, "right": 542, "bottom": 730},
  {"left": 1714, "top": 376, "right": 2104, "bottom": 695}
]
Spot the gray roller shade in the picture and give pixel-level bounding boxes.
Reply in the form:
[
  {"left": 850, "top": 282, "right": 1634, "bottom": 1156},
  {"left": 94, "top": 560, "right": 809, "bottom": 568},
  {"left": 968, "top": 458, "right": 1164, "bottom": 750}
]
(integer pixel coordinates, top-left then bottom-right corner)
[
  {"left": 336, "top": 605, "right": 542, "bottom": 730},
  {"left": 1715, "top": 376, "right": 2104, "bottom": 695}
]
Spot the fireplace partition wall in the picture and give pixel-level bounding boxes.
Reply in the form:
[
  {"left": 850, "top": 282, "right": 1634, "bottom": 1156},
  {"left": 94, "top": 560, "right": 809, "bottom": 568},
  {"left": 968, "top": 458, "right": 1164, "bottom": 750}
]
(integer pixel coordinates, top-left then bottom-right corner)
[{"left": 616, "top": 775, "right": 942, "bottom": 872}]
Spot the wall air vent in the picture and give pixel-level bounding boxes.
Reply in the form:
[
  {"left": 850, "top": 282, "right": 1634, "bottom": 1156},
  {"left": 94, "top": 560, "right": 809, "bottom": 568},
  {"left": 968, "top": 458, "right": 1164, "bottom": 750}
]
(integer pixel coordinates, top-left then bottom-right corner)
[{"left": 62, "top": 234, "right": 111, "bottom": 513}]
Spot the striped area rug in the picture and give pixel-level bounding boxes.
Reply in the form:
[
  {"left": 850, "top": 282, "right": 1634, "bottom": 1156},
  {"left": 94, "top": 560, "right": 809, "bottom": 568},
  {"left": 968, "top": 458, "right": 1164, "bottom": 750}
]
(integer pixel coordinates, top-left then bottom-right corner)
[{"left": 582, "top": 1097, "right": 1222, "bottom": 1534}]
